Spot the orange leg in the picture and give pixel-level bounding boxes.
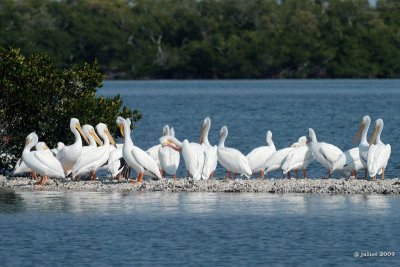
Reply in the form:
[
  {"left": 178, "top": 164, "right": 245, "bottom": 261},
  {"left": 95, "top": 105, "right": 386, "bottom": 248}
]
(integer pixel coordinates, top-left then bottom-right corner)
[
  {"left": 173, "top": 174, "right": 176, "bottom": 181},
  {"left": 260, "top": 170, "right": 264, "bottom": 179},
  {"left": 302, "top": 169, "right": 307, "bottom": 179},
  {"left": 90, "top": 171, "right": 96, "bottom": 181},
  {"left": 137, "top": 172, "right": 144, "bottom": 183}
]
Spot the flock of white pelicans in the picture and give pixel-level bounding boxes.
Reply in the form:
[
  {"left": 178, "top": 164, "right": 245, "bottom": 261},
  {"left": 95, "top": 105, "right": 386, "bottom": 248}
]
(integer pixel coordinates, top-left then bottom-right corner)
[{"left": 16, "top": 115, "right": 391, "bottom": 185}]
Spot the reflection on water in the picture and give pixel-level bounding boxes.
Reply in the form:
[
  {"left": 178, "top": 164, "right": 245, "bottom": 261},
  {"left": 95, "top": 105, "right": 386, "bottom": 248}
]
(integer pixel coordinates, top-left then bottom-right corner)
[
  {"left": 0, "top": 190, "right": 399, "bottom": 267},
  {"left": 0, "top": 190, "right": 397, "bottom": 217}
]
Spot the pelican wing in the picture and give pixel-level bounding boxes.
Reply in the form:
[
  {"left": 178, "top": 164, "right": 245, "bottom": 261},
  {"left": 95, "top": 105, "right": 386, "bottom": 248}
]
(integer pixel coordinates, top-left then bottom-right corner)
[
  {"left": 132, "top": 146, "right": 162, "bottom": 179},
  {"left": 182, "top": 143, "right": 205, "bottom": 180},
  {"left": 33, "top": 151, "right": 64, "bottom": 176},
  {"left": 218, "top": 147, "right": 251, "bottom": 177},
  {"left": 73, "top": 146, "right": 108, "bottom": 173},
  {"left": 373, "top": 144, "right": 391, "bottom": 172},
  {"left": 319, "top": 143, "right": 342, "bottom": 164},
  {"left": 202, "top": 145, "right": 218, "bottom": 179},
  {"left": 246, "top": 146, "right": 275, "bottom": 172},
  {"left": 332, "top": 147, "right": 359, "bottom": 172}
]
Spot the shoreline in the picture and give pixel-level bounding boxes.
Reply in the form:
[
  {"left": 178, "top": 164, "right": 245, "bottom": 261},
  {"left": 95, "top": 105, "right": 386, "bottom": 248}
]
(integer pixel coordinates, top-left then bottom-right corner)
[{"left": 1, "top": 176, "right": 400, "bottom": 194}]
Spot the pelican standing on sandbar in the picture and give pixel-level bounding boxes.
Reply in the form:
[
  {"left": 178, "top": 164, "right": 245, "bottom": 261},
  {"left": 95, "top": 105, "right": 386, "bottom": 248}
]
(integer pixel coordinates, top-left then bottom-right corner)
[
  {"left": 117, "top": 117, "right": 162, "bottom": 183},
  {"left": 246, "top": 130, "right": 276, "bottom": 178},
  {"left": 199, "top": 117, "right": 218, "bottom": 180},
  {"left": 22, "top": 133, "right": 64, "bottom": 185},
  {"left": 307, "top": 128, "right": 342, "bottom": 178},
  {"left": 72, "top": 123, "right": 114, "bottom": 180},
  {"left": 159, "top": 127, "right": 180, "bottom": 180},
  {"left": 368, "top": 118, "right": 391, "bottom": 180},
  {"left": 217, "top": 126, "right": 252, "bottom": 178},
  {"left": 56, "top": 118, "right": 89, "bottom": 175}
]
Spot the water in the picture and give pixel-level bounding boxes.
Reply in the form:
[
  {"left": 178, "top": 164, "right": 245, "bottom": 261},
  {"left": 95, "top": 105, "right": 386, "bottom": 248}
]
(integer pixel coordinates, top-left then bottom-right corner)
[
  {"left": 0, "top": 190, "right": 399, "bottom": 266},
  {"left": 101, "top": 79, "right": 400, "bottom": 178}
]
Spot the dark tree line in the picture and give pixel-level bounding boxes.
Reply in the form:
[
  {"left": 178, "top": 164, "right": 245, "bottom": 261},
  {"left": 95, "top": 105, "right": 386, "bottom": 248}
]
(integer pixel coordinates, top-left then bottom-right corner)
[{"left": 1, "top": 0, "right": 399, "bottom": 79}]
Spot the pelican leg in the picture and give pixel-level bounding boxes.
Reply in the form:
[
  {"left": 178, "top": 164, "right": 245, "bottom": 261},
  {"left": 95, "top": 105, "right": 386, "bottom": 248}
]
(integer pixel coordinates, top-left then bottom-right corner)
[
  {"left": 288, "top": 171, "right": 291, "bottom": 179},
  {"left": 160, "top": 169, "right": 165, "bottom": 178},
  {"left": 260, "top": 170, "right": 265, "bottom": 179},
  {"left": 327, "top": 170, "right": 331, "bottom": 178},
  {"left": 90, "top": 171, "right": 96, "bottom": 181},
  {"left": 381, "top": 168, "right": 385, "bottom": 180},
  {"left": 295, "top": 170, "right": 299, "bottom": 179},
  {"left": 364, "top": 169, "right": 368, "bottom": 180},
  {"left": 137, "top": 172, "right": 144, "bottom": 183},
  {"left": 302, "top": 169, "right": 307, "bottom": 179},
  {"left": 354, "top": 171, "right": 358, "bottom": 179},
  {"left": 210, "top": 171, "right": 215, "bottom": 179},
  {"left": 31, "top": 172, "right": 37, "bottom": 181},
  {"left": 173, "top": 174, "right": 176, "bottom": 181},
  {"left": 281, "top": 170, "right": 284, "bottom": 179},
  {"left": 227, "top": 171, "right": 231, "bottom": 178}
]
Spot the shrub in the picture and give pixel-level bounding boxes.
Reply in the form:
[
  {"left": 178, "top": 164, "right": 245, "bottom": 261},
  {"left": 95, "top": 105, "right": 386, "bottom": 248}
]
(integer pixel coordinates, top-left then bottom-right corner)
[{"left": 0, "top": 47, "right": 141, "bottom": 173}]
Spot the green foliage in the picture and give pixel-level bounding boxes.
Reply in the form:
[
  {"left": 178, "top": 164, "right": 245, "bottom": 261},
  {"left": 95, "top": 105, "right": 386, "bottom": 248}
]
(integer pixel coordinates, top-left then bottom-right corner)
[
  {"left": 0, "top": 47, "right": 141, "bottom": 172},
  {"left": 0, "top": 0, "right": 399, "bottom": 78}
]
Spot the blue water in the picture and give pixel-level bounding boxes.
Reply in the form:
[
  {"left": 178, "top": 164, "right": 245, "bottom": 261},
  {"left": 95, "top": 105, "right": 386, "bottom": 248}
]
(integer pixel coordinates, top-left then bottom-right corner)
[
  {"left": 101, "top": 79, "right": 400, "bottom": 178},
  {"left": 0, "top": 190, "right": 399, "bottom": 266}
]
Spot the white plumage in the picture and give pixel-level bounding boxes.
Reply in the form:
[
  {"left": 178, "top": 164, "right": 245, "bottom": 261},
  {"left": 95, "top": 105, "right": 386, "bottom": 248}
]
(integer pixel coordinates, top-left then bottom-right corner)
[
  {"left": 118, "top": 117, "right": 162, "bottom": 182},
  {"left": 22, "top": 133, "right": 64, "bottom": 182},
  {"left": 307, "top": 128, "right": 342, "bottom": 177},
  {"left": 246, "top": 130, "right": 276, "bottom": 177},
  {"left": 217, "top": 126, "right": 252, "bottom": 178},
  {"left": 199, "top": 117, "right": 217, "bottom": 180},
  {"left": 368, "top": 119, "right": 391, "bottom": 179}
]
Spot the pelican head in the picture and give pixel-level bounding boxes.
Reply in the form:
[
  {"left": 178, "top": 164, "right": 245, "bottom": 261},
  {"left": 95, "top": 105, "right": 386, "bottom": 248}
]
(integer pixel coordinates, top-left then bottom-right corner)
[
  {"left": 96, "top": 123, "right": 116, "bottom": 147},
  {"left": 369, "top": 118, "right": 384, "bottom": 145},
  {"left": 162, "top": 125, "right": 170, "bottom": 136},
  {"left": 220, "top": 126, "right": 228, "bottom": 137},
  {"left": 83, "top": 124, "right": 103, "bottom": 146},
  {"left": 307, "top": 128, "right": 317, "bottom": 144},
  {"left": 159, "top": 136, "right": 181, "bottom": 151},
  {"left": 116, "top": 116, "right": 126, "bottom": 137},
  {"left": 199, "top": 117, "right": 211, "bottom": 144},
  {"left": 353, "top": 115, "right": 371, "bottom": 144},
  {"left": 25, "top": 132, "right": 38, "bottom": 148},
  {"left": 70, "top": 118, "right": 89, "bottom": 144},
  {"left": 298, "top": 136, "right": 307, "bottom": 146}
]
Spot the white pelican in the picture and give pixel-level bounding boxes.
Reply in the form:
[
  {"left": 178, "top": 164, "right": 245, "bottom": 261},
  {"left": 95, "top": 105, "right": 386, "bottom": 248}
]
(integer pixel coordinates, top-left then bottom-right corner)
[
  {"left": 72, "top": 123, "right": 113, "bottom": 180},
  {"left": 22, "top": 132, "right": 64, "bottom": 185},
  {"left": 282, "top": 139, "right": 314, "bottom": 178},
  {"left": 265, "top": 136, "right": 306, "bottom": 178},
  {"left": 14, "top": 142, "right": 53, "bottom": 179},
  {"left": 159, "top": 127, "right": 180, "bottom": 180},
  {"left": 56, "top": 118, "right": 89, "bottom": 175},
  {"left": 160, "top": 135, "right": 205, "bottom": 180},
  {"left": 199, "top": 117, "right": 217, "bottom": 180},
  {"left": 353, "top": 115, "right": 371, "bottom": 178},
  {"left": 330, "top": 148, "right": 363, "bottom": 178},
  {"left": 117, "top": 117, "right": 162, "bottom": 182},
  {"left": 307, "top": 128, "right": 342, "bottom": 177},
  {"left": 367, "top": 118, "right": 391, "bottom": 180},
  {"left": 81, "top": 124, "right": 100, "bottom": 154},
  {"left": 217, "top": 126, "right": 251, "bottom": 178},
  {"left": 246, "top": 130, "right": 276, "bottom": 178},
  {"left": 147, "top": 125, "right": 170, "bottom": 170}
]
